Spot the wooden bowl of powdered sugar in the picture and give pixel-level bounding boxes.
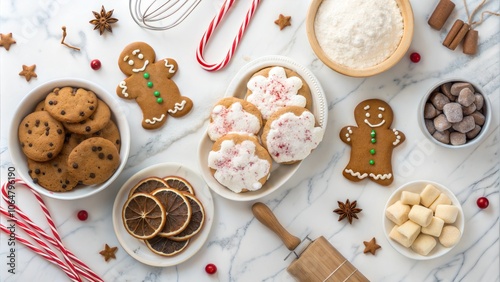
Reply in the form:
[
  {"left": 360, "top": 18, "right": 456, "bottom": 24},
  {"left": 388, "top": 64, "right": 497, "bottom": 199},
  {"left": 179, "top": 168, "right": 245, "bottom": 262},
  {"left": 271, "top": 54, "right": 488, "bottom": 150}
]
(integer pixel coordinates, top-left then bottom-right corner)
[{"left": 306, "top": 0, "right": 414, "bottom": 77}]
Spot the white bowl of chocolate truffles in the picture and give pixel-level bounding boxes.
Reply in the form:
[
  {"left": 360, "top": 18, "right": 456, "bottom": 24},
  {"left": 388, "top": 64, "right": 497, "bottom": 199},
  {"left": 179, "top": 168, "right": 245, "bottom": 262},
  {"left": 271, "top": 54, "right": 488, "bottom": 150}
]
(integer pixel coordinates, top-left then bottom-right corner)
[{"left": 419, "top": 79, "right": 491, "bottom": 148}]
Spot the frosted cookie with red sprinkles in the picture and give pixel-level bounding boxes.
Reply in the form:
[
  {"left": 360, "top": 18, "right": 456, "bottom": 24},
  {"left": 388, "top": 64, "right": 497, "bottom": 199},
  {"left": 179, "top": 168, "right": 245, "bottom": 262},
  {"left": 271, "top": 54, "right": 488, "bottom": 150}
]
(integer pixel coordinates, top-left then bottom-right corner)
[
  {"left": 208, "top": 134, "right": 272, "bottom": 193},
  {"left": 245, "top": 66, "right": 311, "bottom": 120},
  {"left": 207, "top": 97, "right": 262, "bottom": 141},
  {"left": 261, "top": 106, "right": 324, "bottom": 164}
]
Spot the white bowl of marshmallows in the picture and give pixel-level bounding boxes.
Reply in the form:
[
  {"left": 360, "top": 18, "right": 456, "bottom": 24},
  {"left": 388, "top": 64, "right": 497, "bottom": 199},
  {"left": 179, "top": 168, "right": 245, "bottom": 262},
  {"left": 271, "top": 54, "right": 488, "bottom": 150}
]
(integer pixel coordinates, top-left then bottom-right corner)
[{"left": 383, "top": 180, "right": 464, "bottom": 260}]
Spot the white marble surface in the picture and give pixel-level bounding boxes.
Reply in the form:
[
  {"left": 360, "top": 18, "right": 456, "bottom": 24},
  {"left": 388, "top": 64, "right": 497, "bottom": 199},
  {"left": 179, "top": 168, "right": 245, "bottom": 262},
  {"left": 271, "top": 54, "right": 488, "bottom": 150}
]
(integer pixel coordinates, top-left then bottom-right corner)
[{"left": 1, "top": 0, "right": 499, "bottom": 281}]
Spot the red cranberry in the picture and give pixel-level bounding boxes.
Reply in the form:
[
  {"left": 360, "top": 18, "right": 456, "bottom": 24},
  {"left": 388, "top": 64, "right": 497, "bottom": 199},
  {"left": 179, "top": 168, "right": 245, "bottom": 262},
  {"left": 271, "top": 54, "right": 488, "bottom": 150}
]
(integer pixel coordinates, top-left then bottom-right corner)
[
  {"left": 205, "top": 263, "right": 217, "bottom": 274},
  {"left": 77, "top": 210, "right": 88, "bottom": 221},
  {"left": 477, "top": 197, "right": 489, "bottom": 209},
  {"left": 410, "top": 52, "right": 421, "bottom": 63},
  {"left": 90, "top": 59, "right": 101, "bottom": 70}
]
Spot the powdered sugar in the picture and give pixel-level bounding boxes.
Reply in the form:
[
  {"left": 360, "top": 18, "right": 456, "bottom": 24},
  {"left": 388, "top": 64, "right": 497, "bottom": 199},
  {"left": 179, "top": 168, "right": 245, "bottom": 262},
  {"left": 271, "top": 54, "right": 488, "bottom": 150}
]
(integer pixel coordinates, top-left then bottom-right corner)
[
  {"left": 266, "top": 111, "right": 324, "bottom": 163},
  {"left": 247, "top": 66, "right": 306, "bottom": 119},
  {"left": 207, "top": 102, "right": 261, "bottom": 141},
  {"left": 314, "top": 0, "right": 403, "bottom": 69},
  {"left": 208, "top": 139, "right": 271, "bottom": 193}
]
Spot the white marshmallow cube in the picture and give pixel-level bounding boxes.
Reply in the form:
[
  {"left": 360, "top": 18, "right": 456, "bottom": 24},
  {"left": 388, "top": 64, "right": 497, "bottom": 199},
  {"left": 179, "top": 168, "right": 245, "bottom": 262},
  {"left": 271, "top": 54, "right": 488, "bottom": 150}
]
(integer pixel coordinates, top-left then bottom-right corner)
[
  {"left": 439, "top": 225, "right": 461, "bottom": 247},
  {"left": 435, "top": 205, "right": 459, "bottom": 223},
  {"left": 408, "top": 205, "right": 433, "bottom": 227},
  {"left": 386, "top": 201, "right": 410, "bottom": 225},
  {"left": 389, "top": 226, "right": 412, "bottom": 248},
  {"left": 397, "top": 220, "right": 421, "bottom": 245},
  {"left": 411, "top": 234, "right": 437, "bottom": 256},
  {"left": 401, "top": 191, "right": 420, "bottom": 206},
  {"left": 421, "top": 217, "right": 445, "bottom": 237},
  {"left": 429, "top": 193, "right": 452, "bottom": 212},
  {"left": 420, "top": 184, "right": 441, "bottom": 207}
]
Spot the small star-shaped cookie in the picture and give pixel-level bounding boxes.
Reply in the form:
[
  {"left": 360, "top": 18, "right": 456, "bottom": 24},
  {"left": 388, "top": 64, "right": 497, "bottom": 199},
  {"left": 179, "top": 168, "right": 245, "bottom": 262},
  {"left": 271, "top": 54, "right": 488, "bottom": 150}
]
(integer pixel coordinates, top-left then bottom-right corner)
[
  {"left": 99, "top": 244, "right": 118, "bottom": 262},
  {"left": 0, "top": 33, "right": 16, "bottom": 51},
  {"left": 19, "top": 65, "right": 37, "bottom": 82},
  {"left": 363, "top": 237, "right": 381, "bottom": 255},
  {"left": 274, "top": 14, "right": 291, "bottom": 30}
]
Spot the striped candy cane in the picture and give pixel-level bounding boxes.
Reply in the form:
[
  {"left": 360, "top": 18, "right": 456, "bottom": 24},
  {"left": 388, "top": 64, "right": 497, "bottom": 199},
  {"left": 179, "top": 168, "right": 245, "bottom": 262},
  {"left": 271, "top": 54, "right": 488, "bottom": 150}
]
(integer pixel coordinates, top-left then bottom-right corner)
[
  {"left": 0, "top": 224, "right": 80, "bottom": 282},
  {"left": 196, "top": 0, "right": 262, "bottom": 71},
  {"left": 1, "top": 179, "right": 103, "bottom": 282}
]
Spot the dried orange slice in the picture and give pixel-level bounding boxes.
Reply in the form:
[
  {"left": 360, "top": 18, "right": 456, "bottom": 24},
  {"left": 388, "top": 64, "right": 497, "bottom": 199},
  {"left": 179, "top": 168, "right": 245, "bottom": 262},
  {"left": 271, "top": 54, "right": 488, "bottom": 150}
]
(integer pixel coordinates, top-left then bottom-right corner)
[
  {"left": 163, "top": 176, "right": 195, "bottom": 195},
  {"left": 122, "top": 192, "right": 166, "bottom": 240},
  {"left": 151, "top": 188, "right": 192, "bottom": 237},
  {"left": 145, "top": 236, "right": 189, "bottom": 257},
  {"left": 128, "top": 177, "right": 168, "bottom": 198},
  {"left": 169, "top": 193, "right": 205, "bottom": 241}
]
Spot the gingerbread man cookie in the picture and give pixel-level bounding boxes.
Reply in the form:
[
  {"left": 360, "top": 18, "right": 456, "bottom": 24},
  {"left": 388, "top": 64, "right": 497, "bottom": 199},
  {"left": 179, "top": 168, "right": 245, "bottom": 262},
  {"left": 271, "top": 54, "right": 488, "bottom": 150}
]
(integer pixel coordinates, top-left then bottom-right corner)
[
  {"left": 339, "top": 99, "right": 405, "bottom": 186},
  {"left": 116, "top": 42, "right": 193, "bottom": 129}
]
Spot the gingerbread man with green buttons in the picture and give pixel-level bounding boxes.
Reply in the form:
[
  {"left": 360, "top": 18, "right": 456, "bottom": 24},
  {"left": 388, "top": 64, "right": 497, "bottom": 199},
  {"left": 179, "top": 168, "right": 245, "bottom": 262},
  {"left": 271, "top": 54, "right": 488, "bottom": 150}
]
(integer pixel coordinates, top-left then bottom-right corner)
[
  {"left": 339, "top": 99, "right": 405, "bottom": 186},
  {"left": 117, "top": 42, "right": 193, "bottom": 129}
]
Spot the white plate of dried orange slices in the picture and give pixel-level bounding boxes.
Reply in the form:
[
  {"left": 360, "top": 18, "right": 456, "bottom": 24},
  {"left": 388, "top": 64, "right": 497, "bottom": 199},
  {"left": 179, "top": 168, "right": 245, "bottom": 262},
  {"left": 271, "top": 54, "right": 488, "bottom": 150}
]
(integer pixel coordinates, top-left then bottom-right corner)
[{"left": 112, "top": 163, "right": 214, "bottom": 267}]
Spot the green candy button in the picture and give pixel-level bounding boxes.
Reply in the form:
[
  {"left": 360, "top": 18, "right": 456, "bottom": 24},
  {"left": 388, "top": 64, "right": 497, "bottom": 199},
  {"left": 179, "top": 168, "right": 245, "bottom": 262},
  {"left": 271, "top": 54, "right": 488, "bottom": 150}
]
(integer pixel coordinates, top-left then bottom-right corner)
[
  {"left": 156, "top": 97, "right": 163, "bottom": 104},
  {"left": 369, "top": 159, "right": 375, "bottom": 165},
  {"left": 371, "top": 138, "right": 376, "bottom": 144},
  {"left": 147, "top": 81, "right": 153, "bottom": 88},
  {"left": 154, "top": 91, "right": 160, "bottom": 97},
  {"left": 370, "top": 149, "right": 376, "bottom": 155},
  {"left": 143, "top": 72, "right": 150, "bottom": 79}
]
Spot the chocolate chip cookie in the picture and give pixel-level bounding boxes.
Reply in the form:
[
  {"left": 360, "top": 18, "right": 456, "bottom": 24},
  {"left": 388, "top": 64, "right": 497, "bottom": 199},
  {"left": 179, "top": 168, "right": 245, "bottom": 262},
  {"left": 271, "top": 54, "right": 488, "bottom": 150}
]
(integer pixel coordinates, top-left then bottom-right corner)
[
  {"left": 63, "top": 99, "right": 111, "bottom": 134},
  {"left": 45, "top": 87, "right": 97, "bottom": 123},
  {"left": 18, "top": 111, "right": 65, "bottom": 162},
  {"left": 67, "top": 137, "right": 120, "bottom": 185},
  {"left": 27, "top": 133, "right": 81, "bottom": 192}
]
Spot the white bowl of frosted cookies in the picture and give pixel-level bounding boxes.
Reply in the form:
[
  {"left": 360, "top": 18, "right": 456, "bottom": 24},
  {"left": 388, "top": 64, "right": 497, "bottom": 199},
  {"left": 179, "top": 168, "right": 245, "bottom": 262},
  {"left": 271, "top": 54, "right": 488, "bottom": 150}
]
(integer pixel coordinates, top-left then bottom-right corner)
[
  {"left": 383, "top": 180, "right": 464, "bottom": 260},
  {"left": 9, "top": 78, "right": 130, "bottom": 200},
  {"left": 198, "top": 55, "right": 328, "bottom": 201}
]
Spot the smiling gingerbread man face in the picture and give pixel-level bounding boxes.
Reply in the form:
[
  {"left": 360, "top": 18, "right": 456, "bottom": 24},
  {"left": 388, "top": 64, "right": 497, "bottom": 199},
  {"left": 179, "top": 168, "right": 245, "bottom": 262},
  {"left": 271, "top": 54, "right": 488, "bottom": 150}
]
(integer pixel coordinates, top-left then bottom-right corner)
[
  {"left": 354, "top": 99, "right": 394, "bottom": 129},
  {"left": 118, "top": 42, "right": 156, "bottom": 76}
]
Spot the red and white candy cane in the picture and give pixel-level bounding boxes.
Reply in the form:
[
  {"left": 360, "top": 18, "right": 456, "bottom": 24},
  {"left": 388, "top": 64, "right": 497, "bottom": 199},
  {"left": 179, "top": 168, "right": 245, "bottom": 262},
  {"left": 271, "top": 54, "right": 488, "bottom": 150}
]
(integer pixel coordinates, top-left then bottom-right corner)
[
  {"left": 1, "top": 179, "right": 103, "bottom": 282},
  {"left": 196, "top": 0, "right": 262, "bottom": 71}
]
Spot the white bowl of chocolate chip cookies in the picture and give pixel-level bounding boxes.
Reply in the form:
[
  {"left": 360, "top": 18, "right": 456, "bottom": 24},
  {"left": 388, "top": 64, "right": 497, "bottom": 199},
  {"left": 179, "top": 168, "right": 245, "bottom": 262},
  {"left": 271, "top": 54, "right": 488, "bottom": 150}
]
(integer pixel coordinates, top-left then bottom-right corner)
[
  {"left": 198, "top": 55, "right": 328, "bottom": 201},
  {"left": 9, "top": 78, "right": 130, "bottom": 200}
]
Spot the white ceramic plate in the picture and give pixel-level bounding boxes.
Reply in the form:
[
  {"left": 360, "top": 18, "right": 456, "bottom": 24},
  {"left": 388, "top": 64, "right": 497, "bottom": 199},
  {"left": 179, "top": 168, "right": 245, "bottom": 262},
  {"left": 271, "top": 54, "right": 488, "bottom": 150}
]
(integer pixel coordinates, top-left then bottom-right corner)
[
  {"left": 112, "top": 163, "right": 214, "bottom": 267},
  {"left": 9, "top": 78, "right": 130, "bottom": 200},
  {"left": 198, "top": 55, "right": 328, "bottom": 201},
  {"left": 383, "top": 180, "right": 464, "bottom": 260}
]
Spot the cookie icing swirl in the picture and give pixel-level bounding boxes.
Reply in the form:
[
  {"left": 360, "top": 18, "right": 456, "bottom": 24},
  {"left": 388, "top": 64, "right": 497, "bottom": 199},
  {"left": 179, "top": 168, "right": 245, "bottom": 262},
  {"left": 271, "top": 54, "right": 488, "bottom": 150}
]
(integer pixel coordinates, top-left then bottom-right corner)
[
  {"left": 208, "top": 139, "right": 270, "bottom": 193},
  {"left": 247, "top": 66, "right": 306, "bottom": 119},
  {"left": 208, "top": 102, "right": 261, "bottom": 141}
]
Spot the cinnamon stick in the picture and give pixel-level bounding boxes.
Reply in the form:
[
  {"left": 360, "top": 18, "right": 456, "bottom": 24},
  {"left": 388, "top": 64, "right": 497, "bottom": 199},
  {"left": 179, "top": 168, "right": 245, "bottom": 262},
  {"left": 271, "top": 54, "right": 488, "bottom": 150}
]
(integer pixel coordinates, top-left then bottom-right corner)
[
  {"left": 428, "top": 0, "right": 456, "bottom": 30},
  {"left": 448, "top": 22, "right": 470, "bottom": 50},
  {"left": 463, "top": 29, "right": 478, "bottom": 54}
]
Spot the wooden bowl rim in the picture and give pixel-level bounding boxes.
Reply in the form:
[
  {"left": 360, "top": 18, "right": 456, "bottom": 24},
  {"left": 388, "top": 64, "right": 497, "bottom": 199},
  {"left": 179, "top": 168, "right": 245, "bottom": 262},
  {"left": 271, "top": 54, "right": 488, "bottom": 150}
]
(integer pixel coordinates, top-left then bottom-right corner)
[{"left": 306, "top": 0, "right": 414, "bottom": 77}]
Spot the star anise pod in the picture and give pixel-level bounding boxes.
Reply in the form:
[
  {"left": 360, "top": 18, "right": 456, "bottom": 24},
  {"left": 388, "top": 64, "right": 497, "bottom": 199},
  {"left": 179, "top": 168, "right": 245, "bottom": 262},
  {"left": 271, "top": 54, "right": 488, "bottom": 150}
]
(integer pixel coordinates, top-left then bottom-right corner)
[
  {"left": 333, "top": 199, "right": 362, "bottom": 224},
  {"left": 89, "top": 6, "right": 118, "bottom": 35}
]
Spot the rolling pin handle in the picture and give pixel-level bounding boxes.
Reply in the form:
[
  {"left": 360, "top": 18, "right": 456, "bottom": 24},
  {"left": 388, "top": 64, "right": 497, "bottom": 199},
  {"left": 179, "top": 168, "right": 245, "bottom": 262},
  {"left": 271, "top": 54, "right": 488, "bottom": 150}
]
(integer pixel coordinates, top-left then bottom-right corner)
[{"left": 252, "top": 202, "right": 301, "bottom": 251}]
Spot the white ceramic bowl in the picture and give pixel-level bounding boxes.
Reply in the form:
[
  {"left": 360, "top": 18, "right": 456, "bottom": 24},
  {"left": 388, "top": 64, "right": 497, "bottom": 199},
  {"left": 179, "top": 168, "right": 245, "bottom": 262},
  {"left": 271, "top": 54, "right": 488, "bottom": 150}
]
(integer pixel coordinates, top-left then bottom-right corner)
[
  {"left": 383, "top": 180, "right": 464, "bottom": 260},
  {"left": 112, "top": 163, "right": 214, "bottom": 267},
  {"left": 418, "top": 79, "right": 492, "bottom": 149},
  {"left": 9, "top": 78, "right": 130, "bottom": 200},
  {"left": 198, "top": 55, "right": 328, "bottom": 201}
]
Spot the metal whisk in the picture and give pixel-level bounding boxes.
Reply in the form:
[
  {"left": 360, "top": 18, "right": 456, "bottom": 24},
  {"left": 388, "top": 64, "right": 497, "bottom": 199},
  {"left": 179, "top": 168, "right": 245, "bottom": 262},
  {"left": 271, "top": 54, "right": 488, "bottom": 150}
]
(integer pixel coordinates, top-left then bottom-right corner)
[{"left": 129, "top": 0, "right": 202, "bottom": 30}]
